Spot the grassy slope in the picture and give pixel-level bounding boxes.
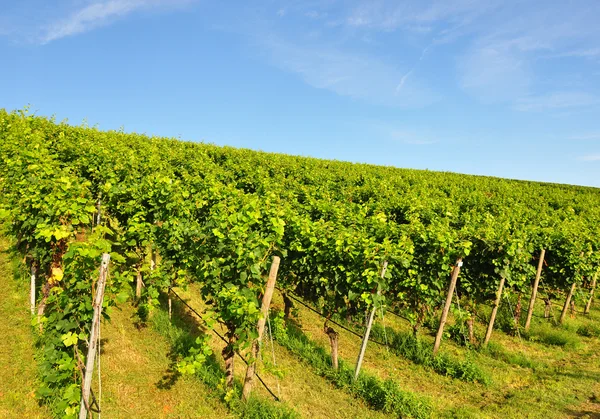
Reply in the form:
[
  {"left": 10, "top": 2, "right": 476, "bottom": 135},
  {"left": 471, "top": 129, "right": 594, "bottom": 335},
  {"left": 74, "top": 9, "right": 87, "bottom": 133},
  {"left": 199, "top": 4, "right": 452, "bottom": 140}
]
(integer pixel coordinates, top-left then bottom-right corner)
[
  {"left": 2, "top": 232, "right": 600, "bottom": 419},
  {"left": 175, "top": 282, "right": 600, "bottom": 418},
  {"left": 98, "top": 302, "right": 232, "bottom": 418},
  {"left": 146, "top": 283, "right": 600, "bottom": 419},
  {"left": 171, "top": 285, "right": 387, "bottom": 419},
  {"left": 0, "top": 237, "right": 230, "bottom": 419},
  {"left": 282, "top": 292, "right": 600, "bottom": 418},
  {"left": 0, "top": 239, "right": 49, "bottom": 418}
]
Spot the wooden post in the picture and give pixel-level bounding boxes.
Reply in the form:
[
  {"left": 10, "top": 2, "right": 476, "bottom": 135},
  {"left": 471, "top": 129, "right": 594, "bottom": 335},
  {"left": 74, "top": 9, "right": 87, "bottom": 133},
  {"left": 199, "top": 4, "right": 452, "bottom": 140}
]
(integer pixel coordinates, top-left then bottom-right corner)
[
  {"left": 282, "top": 291, "right": 294, "bottom": 320},
  {"left": 150, "top": 249, "right": 156, "bottom": 271},
  {"left": 79, "top": 253, "right": 110, "bottom": 419},
  {"left": 30, "top": 264, "right": 36, "bottom": 315},
  {"left": 467, "top": 317, "right": 475, "bottom": 344},
  {"left": 433, "top": 259, "right": 463, "bottom": 356},
  {"left": 222, "top": 332, "right": 236, "bottom": 389},
  {"left": 525, "top": 249, "right": 545, "bottom": 332},
  {"left": 168, "top": 297, "right": 172, "bottom": 320},
  {"left": 544, "top": 297, "right": 551, "bottom": 318},
  {"left": 483, "top": 276, "right": 506, "bottom": 346},
  {"left": 354, "top": 261, "right": 388, "bottom": 381},
  {"left": 324, "top": 321, "right": 339, "bottom": 370},
  {"left": 559, "top": 282, "right": 577, "bottom": 324},
  {"left": 242, "top": 256, "right": 280, "bottom": 401},
  {"left": 514, "top": 292, "right": 523, "bottom": 325},
  {"left": 585, "top": 273, "right": 598, "bottom": 314}
]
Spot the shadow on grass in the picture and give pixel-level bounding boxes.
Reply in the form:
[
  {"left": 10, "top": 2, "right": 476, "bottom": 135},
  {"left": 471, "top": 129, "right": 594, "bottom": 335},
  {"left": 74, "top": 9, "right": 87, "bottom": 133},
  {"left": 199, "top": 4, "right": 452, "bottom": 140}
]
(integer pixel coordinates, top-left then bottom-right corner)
[
  {"left": 152, "top": 292, "right": 222, "bottom": 391},
  {"left": 150, "top": 292, "right": 300, "bottom": 419},
  {"left": 561, "top": 409, "right": 600, "bottom": 418}
]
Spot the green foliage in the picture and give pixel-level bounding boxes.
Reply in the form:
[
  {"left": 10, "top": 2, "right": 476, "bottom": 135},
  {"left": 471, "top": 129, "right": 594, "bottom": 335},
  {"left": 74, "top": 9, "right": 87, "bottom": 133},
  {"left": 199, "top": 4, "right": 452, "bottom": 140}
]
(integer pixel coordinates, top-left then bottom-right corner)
[
  {"left": 2, "top": 107, "right": 600, "bottom": 417},
  {"left": 35, "top": 228, "right": 128, "bottom": 418}
]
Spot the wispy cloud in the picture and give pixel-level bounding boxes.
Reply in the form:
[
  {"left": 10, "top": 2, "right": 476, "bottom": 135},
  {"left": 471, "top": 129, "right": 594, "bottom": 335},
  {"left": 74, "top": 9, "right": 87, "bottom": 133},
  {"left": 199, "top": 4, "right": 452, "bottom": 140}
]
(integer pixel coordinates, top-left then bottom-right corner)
[
  {"left": 458, "top": 43, "right": 531, "bottom": 103},
  {"left": 391, "top": 130, "right": 438, "bottom": 145},
  {"left": 396, "top": 45, "right": 431, "bottom": 93},
  {"left": 305, "top": 11, "right": 327, "bottom": 20},
  {"left": 549, "top": 48, "right": 600, "bottom": 59},
  {"left": 344, "top": 0, "right": 498, "bottom": 33},
  {"left": 371, "top": 123, "right": 443, "bottom": 145},
  {"left": 579, "top": 154, "right": 600, "bottom": 161},
  {"left": 514, "top": 92, "right": 600, "bottom": 112},
  {"left": 454, "top": 2, "right": 600, "bottom": 105},
  {"left": 41, "top": 0, "right": 193, "bottom": 44},
  {"left": 262, "top": 37, "right": 440, "bottom": 108},
  {"left": 568, "top": 133, "right": 600, "bottom": 141}
]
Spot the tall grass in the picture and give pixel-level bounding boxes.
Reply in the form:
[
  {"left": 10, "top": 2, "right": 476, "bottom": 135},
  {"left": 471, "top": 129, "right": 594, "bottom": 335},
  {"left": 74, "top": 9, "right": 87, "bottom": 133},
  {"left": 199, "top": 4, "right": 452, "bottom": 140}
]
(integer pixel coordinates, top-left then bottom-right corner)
[
  {"left": 523, "top": 322, "right": 582, "bottom": 349},
  {"left": 480, "top": 342, "right": 545, "bottom": 370},
  {"left": 369, "top": 324, "right": 490, "bottom": 384},
  {"left": 270, "top": 313, "right": 432, "bottom": 419}
]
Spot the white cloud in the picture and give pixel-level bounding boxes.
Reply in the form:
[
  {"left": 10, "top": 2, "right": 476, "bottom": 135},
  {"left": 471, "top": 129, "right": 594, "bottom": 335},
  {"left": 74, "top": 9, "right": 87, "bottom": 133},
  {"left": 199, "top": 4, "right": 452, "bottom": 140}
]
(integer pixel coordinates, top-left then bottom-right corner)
[
  {"left": 568, "top": 133, "right": 600, "bottom": 141},
  {"left": 305, "top": 11, "right": 327, "bottom": 20},
  {"left": 550, "top": 48, "right": 600, "bottom": 59},
  {"left": 263, "top": 37, "right": 440, "bottom": 108},
  {"left": 41, "top": 0, "right": 193, "bottom": 44},
  {"left": 458, "top": 44, "right": 531, "bottom": 103},
  {"left": 390, "top": 130, "right": 438, "bottom": 145},
  {"left": 579, "top": 154, "right": 600, "bottom": 161},
  {"left": 514, "top": 92, "right": 600, "bottom": 112},
  {"left": 345, "top": 0, "right": 498, "bottom": 32}
]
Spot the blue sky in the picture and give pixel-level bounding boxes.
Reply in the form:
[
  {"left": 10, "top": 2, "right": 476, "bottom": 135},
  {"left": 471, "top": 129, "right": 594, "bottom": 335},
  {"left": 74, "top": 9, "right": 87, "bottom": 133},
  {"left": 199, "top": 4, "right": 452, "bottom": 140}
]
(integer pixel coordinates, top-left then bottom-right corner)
[{"left": 1, "top": 1, "right": 600, "bottom": 187}]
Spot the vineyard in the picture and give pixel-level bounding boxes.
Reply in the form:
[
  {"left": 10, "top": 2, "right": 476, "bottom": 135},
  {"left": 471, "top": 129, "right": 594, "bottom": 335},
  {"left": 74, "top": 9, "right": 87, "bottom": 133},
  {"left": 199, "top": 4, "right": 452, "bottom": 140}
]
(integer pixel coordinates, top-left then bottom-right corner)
[{"left": 1, "top": 107, "right": 600, "bottom": 418}]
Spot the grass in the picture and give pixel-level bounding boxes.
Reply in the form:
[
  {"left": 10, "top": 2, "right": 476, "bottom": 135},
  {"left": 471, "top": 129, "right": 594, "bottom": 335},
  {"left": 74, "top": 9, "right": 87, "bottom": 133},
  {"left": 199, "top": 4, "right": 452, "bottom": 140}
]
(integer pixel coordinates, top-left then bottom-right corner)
[
  {"left": 479, "top": 341, "right": 545, "bottom": 370},
  {"left": 2, "top": 237, "right": 600, "bottom": 419},
  {"left": 0, "top": 238, "right": 49, "bottom": 418},
  {"left": 148, "top": 299, "right": 299, "bottom": 419},
  {"left": 169, "top": 286, "right": 389, "bottom": 419},
  {"left": 270, "top": 313, "right": 432, "bottom": 418},
  {"left": 279, "top": 289, "right": 600, "bottom": 418},
  {"left": 524, "top": 321, "right": 582, "bottom": 348},
  {"left": 576, "top": 323, "right": 600, "bottom": 338},
  {"left": 98, "top": 301, "right": 232, "bottom": 418},
  {"left": 369, "top": 323, "right": 490, "bottom": 384}
]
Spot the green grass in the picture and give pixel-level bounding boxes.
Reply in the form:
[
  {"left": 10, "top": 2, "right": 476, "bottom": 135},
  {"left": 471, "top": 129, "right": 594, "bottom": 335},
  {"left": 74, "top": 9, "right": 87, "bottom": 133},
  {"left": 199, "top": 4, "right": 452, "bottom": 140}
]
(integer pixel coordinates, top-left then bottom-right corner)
[
  {"left": 270, "top": 312, "right": 432, "bottom": 419},
  {"left": 524, "top": 322, "right": 582, "bottom": 348},
  {"left": 99, "top": 301, "right": 232, "bottom": 418},
  {"left": 369, "top": 323, "right": 490, "bottom": 384},
  {"left": 480, "top": 342, "right": 545, "bottom": 370},
  {"left": 0, "top": 239, "right": 49, "bottom": 418},
  {"left": 2, "top": 237, "right": 600, "bottom": 419},
  {"left": 149, "top": 296, "right": 299, "bottom": 419},
  {"left": 576, "top": 323, "right": 600, "bottom": 338}
]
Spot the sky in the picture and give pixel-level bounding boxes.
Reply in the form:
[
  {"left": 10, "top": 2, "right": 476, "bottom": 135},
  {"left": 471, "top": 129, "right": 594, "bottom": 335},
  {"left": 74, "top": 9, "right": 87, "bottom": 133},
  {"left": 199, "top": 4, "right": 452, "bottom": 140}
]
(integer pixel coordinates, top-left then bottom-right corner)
[{"left": 1, "top": 1, "right": 600, "bottom": 187}]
